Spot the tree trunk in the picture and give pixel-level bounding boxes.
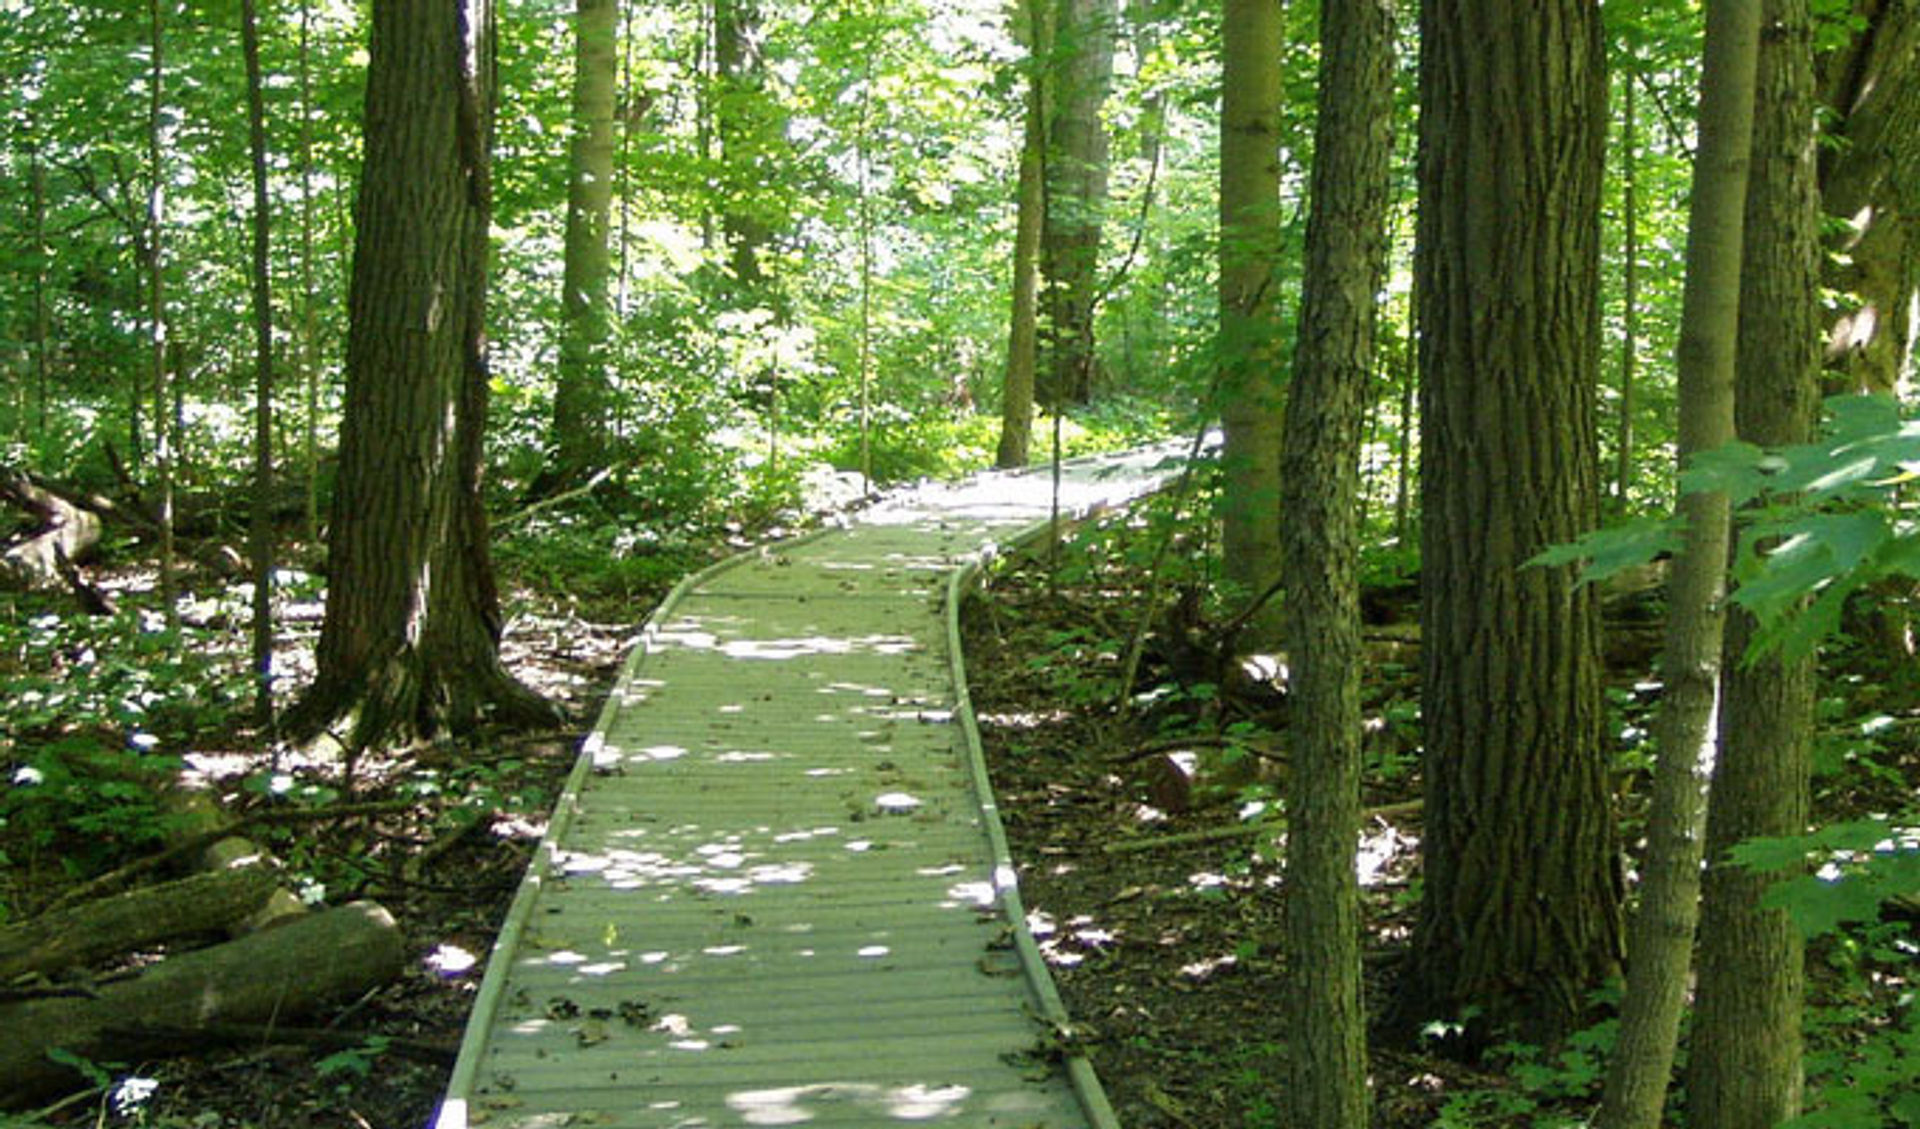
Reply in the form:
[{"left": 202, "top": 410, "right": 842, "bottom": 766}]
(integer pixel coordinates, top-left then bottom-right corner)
[
  {"left": 996, "top": 0, "right": 1048, "bottom": 470},
  {"left": 1218, "top": 0, "right": 1284, "bottom": 649},
  {"left": 1129, "top": 0, "right": 1164, "bottom": 177},
  {"left": 1816, "top": 0, "right": 1920, "bottom": 396},
  {"left": 1277, "top": 0, "right": 1394, "bottom": 1125},
  {"left": 551, "top": 0, "right": 619, "bottom": 482},
  {"left": 1404, "top": 0, "right": 1623, "bottom": 1047},
  {"left": 299, "top": 0, "right": 321, "bottom": 546},
  {"left": 1392, "top": 298, "right": 1414, "bottom": 548},
  {"left": 30, "top": 141, "right": 50, "bottom": 438},
  {"left": 1038, "top": 0, "right": 1114, "bottom": 408},
  {"left": 715, "top": 0, "right": 773, "bottom": 296},
  {"left": 1616, "top": 69, "right": 1640, "bottom": 514},
  {"left": 0, "top": 867, "right": 278, "bottom": 983},
  {"left": 1595, "top": 4, "right": 1761, "bottom": 1126},
  {"left": 286, "top": 0, "right": 557, "bottom": 749},
  {"left": 857, "top": 42, "right": 883, "bottom": 493},
  {"left": 240, "top": 0, "right": 277, "bottom": 727},
  {"left": 1688, "top": 4, "right": 1820, "bottom": 1125},
  {"left": 147, "top": 0, "right": 178, "bottom": 637},
  {"left": 0, "top": 902, "right": 404, "bottom": 1107}
]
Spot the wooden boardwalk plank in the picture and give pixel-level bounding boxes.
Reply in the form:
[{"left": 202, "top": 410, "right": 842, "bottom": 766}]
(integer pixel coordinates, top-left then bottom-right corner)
[{"left": 436, "top": 445, "right": 1187, "bottom": 1129}]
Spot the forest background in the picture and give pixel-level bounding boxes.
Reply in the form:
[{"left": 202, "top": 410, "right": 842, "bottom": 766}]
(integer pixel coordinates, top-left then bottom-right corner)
[{"left": 0, "top": 0, "right": 1916, "bottom": 1127}]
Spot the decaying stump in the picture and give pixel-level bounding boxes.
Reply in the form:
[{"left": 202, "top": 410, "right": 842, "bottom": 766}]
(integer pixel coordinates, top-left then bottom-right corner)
[
  {"left": 0, "top": 900, "right": 406, "bottom": 1106},
  {"left": 0, "top": 865, "right": 278, "bottom": 983}
]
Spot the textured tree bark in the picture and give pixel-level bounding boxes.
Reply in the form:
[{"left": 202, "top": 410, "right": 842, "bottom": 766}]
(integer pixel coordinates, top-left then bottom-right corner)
[
  {"left": 996, "top": 0, "right": 1048, "bottom": 470},
  {"left": 1217, "top": 0, "right": 1283, "bottom": 649},
  {"left": 1595, "top": 3, "right": 1761, "bottom": 1126},
  {"left": 1277, "top": 0, "right": 1394, "bottom": 1125},
  {"left": 287, "top": 0, "right": 557, "bottom": 748},
  {"left": 1689, "top": 4, "right": 1820, "bottom": 1125},
  {"left": 1405, "top": 0, "right": 1623, "bottom": 1046},
  {"left": 551, "top": 0, "right": 619, "bottom": 481},
  {"left": 1816, "top": 0, "right": 1920, "bottom": 396},
  {"left": 1037, "top": 0, "right": 1114, "bottom": 408},
  {"left": 0, "top": 866, "right": 278, "bottom": 982},
  {"left": 0, "top": 902, "right": 404, "bottom": 1107}
]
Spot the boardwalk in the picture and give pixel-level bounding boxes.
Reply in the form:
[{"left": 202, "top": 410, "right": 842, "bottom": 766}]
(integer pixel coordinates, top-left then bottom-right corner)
[{"left": 437, "top": 444, "right": 1187, "bottom": 1129}]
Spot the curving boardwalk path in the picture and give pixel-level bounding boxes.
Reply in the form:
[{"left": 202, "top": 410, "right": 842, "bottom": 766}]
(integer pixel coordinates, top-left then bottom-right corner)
[{"left": 436, "top": 443, "right": 1188, "bottom": 1129}]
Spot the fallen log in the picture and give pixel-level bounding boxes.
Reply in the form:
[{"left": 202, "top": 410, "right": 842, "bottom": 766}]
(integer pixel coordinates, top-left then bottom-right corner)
[
  {"left": 1102, "top": 799, "right": 1425, "bottom": 855},
  {"left": 0, "top": 900, "right": 406, "bottom": 1107},
  {"left": 47, "top": 797, "right": 415, "bottom": 916},
  {"left": 1359, "top": 619, "right": 1668, "bottom": 672},
  {"left": 164, "top": 787, "right": 312, "bottom": 934},
  {"left": 0, "top": 466, "right": 102, "bottom": 591},
  {"left": 101, "top": 1022, "right": 457, "bottom": 1067},
  {"left": 0, "top": 865, "right": 278, "bottom": 983}
]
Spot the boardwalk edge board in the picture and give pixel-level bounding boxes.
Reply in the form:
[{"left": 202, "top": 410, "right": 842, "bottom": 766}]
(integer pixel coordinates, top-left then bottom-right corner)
[{"left": 437, "top": 441, "right": 1193, "bottom": 1129}]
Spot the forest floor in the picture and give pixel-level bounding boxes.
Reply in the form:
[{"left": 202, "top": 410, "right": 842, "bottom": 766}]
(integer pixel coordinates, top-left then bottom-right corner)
[
  {"left": 963, "top": 536, "right": 1473, "bottom": 1129},
  {"left": 5, "top": 496, "right": 1913, "bottom": 1128},
  {"left": 1, "top": 581, "right": 641, "bottom": 1129}
]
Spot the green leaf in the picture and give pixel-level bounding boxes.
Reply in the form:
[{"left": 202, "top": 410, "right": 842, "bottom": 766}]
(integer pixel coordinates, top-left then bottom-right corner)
[
  {"left": 1823, "top": 392, "right": 1904, "bottom": 449},
  {"left": 1763, "top": 873, "right": 1887, "bottom": 938},
  {"left": 1728, "top": 510, "right": 1892, "bottom": 658},
  {"left": 1737, "top": 817, "right": 1920, "bottom": 937},
  {"left": 1679, "top": 439, "right": 1773, "bottom": 505},
  {"left": 1728, "top": 835, "right": 1815, "bottom": 874},
  {"left": 1526, "top": 516, "right": 1685, "bottom": 586},
  {"left": 45, "top": 1046, "right": 115, "bottom": 1087}
]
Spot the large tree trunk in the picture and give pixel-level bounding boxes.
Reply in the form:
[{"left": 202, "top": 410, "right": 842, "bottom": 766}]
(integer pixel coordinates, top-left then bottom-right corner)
[
  {"left": 287, "top": 0, "right": 556, "bottom": 749},
  {"left": 1217, "top": 0, "right": 1284, "bottom": 649},
  {"left": 1277, "top": 0, "right": 1394, "bottom": 1125},
  {"left": 996, "top": 0, "right": 1048, "bottom": 471},
  {"left": 1404, "top": 0, "right": 1623, "bottom": 1046},
  {"left": 1595, "top": 4, "right": 1760, "bottom": 1125},
  {"left": 1688, "top": 3, "right": 1821, "bottom": 1124},
  {"left": 1037, "top": 0, "right": 1114, "bottom": 408},
  {"left": 1816, "top": 0, "right": 1920, "bottom": 396},
  {"left": 550, "top": 0, "right": 619, "bottom": 482},
  {"left": 0, "top": 902, "right": 404, "bottom": 1107}
]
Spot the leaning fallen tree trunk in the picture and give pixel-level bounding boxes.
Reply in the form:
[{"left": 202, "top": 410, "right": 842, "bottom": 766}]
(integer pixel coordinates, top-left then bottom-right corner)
[
  {"left": 0, "top": 467, "right": 102, "bottom": 591},
  {"left": 0, "top": 900, "right": 405, "bottom": 1106},
  {"left": 0, "top": 866, "right": 278, "bottom": 983}
]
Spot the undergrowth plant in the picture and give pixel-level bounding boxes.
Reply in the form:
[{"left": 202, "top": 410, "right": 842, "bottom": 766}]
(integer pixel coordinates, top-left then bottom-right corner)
[
  {"left": 1731, "top": 817, "right": 1920, "bottom": 1128},
  {"left": 1, "top": 605, "right": 248, "bottom": 895}
]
